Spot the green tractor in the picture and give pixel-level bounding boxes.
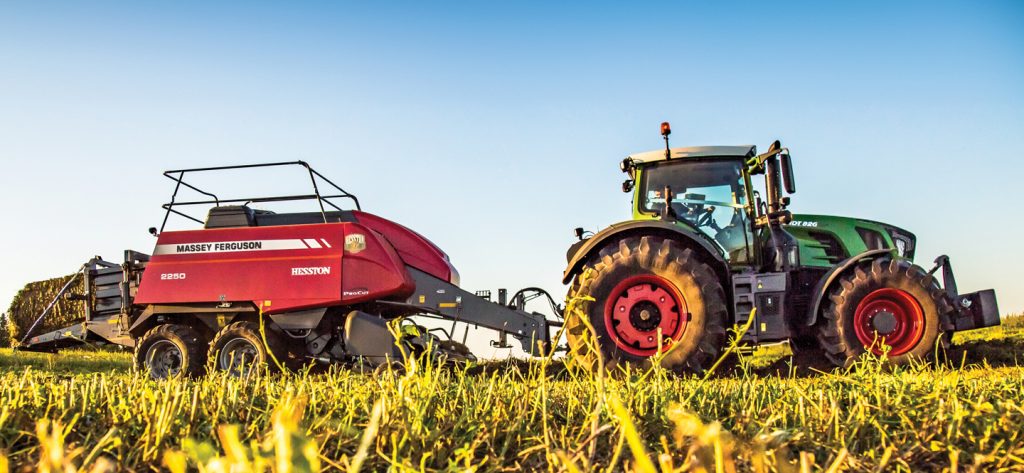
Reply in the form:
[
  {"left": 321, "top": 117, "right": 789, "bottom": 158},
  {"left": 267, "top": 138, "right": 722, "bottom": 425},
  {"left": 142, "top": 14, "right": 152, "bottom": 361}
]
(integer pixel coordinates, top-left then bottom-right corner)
[{"left": 563, "top": 122, "right": 1000, "bottom": 373}]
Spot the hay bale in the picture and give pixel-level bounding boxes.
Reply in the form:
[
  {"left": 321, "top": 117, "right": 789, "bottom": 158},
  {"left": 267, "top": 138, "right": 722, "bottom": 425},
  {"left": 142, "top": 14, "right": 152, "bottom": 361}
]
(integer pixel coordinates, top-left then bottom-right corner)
[
  {"left": 0, "top": 312, "right": 10, "bottom": 347},
  {"left": 5, "top": 274, "right": 86, "bottom": 345}
]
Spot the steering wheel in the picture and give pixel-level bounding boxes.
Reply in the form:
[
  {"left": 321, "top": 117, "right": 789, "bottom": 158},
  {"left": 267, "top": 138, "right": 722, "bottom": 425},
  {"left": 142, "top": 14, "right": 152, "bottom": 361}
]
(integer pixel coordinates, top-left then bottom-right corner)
[
  {"left": 670, "top": 202, "right": 717, "bottom": 229},
  {"left": 692, "top": 206, "right": 719, "bottom": 231}
]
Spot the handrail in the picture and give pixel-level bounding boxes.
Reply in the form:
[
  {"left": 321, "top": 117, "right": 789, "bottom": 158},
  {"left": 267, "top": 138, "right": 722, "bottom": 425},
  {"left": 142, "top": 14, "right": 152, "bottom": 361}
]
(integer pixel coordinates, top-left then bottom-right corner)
[{"left": 157, "top": 161, "right": 360, "bottom": 232}]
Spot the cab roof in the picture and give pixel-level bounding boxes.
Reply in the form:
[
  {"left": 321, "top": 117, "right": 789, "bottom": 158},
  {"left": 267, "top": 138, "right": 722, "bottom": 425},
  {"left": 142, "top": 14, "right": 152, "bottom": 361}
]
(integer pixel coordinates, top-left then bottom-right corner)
[{"left": 628, "top": 145, "right": 756, "bottom": 165}]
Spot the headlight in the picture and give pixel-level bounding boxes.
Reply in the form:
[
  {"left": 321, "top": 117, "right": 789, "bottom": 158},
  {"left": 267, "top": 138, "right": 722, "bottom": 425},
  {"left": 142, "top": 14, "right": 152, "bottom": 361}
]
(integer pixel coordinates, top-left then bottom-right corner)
[
  {"left": 883, "top": 226, "right": 916, "bottom": 260},
  {"left": 894, "top": 238, "right": 907, "bottom": 257}
]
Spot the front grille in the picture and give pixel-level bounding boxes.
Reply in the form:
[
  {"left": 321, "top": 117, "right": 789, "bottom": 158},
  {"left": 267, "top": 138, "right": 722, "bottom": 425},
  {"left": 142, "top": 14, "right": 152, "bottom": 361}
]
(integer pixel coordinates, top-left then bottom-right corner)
[
  {"left": 856, "top": 228, "right": 888, "bottom": 251},
  {"left": 808, "top": 231, "right": 847, "bottom": 264}
]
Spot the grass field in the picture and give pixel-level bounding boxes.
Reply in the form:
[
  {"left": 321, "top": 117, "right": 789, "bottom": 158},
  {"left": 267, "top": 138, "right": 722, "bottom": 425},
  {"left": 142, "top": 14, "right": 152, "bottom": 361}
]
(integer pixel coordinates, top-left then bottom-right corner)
[{"left": 1, "top": 315, "right": 1022, "bottom": 472}]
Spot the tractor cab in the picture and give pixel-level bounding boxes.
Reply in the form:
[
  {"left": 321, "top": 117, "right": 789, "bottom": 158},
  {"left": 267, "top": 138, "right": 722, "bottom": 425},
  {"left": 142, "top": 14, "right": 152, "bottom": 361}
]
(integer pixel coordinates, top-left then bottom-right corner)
[
  {"left": 620, "top": 124, "right": 799, "bottom": 274},
  {"left": 624, "top": 146, "right": 758, "bottom": 265}
]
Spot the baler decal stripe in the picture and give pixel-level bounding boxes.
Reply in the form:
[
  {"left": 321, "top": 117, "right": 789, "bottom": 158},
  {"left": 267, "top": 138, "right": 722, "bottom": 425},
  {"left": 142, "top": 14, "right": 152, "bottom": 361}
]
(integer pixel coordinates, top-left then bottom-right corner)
[
  {"left": 304, "top": 239, "right": 323, "bottom": 249},
  {"left": 153, "top": 239, "right": 311, "bottom": 255},
  {"left": 321, "top": 239, "right": 332, "bottom": 248},
  {"left": 146, "top": 254, "right": 332, "bottom": 265}
]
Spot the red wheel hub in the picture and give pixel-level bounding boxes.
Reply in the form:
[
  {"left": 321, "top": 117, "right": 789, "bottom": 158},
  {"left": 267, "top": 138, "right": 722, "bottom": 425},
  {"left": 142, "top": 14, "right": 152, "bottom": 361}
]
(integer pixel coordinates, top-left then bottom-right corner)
[
  {"left": 603, "top": 275, "right": 687, "bottom": 357},
  {"left": 853, "top": 288, "right": 925, "bottom": 356}
]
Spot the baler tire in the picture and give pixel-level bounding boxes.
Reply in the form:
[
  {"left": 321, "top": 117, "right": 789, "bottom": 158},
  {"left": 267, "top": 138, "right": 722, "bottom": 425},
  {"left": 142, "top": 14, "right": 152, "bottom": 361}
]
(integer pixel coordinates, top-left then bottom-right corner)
[
  {"left": 373, "top": 360, "right": 406, "bottom": 378},
  {"left": 816, "top": 257, "right": 954, "bottom": 368},
  {"left": 435, "top": 340, "right": 477, "bottom": 364},
  {"left": 564, "top": 236, "right": 729, "bottom": 375},
  {"left": 134, "top": 324, "right": 207, "bottom": 379},
  {"left": 208, "top": 321, "right": 292, "bottom": 376}
]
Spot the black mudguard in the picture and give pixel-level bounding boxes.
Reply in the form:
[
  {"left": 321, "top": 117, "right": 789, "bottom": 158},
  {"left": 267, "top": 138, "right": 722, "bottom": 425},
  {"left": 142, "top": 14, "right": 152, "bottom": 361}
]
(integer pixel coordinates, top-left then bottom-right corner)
[
  {"left": 562, "top": 220, "right": 727, "bottom": 285},
  {"left": 343, "top": 310, "right": 402, "bottom": 365}
]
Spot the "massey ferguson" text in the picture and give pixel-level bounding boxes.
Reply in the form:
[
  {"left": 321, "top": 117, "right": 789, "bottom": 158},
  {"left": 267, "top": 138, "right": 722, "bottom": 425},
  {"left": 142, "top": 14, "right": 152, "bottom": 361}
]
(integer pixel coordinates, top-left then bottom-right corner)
[{"left": 175, "top": 241, "right": 263, "bottom": 253}]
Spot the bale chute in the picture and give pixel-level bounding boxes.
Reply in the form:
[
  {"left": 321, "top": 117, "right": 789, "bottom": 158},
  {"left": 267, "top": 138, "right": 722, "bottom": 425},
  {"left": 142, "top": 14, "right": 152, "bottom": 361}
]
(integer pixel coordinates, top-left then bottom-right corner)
[{"left": 6, "top": 274, "right": 85, "bottom": 346}]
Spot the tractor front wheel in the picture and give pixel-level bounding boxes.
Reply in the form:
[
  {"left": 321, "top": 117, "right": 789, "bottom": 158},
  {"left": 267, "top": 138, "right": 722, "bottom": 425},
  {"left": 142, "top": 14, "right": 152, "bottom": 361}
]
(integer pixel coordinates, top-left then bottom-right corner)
[
  {"left": 817, "top": 257, "right": 953, "bottom": 367},
  {"left": 134, "top": 324, "right": 208, "bottom": 379},
  {"left": 565, "top": 236, "right": 729, "bottom": 375}
]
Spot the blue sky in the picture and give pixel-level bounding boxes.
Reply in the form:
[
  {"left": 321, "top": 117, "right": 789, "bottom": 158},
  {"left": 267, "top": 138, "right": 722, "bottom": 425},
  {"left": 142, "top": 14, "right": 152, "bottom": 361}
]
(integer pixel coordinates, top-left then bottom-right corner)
[{"left": 1, "top": 2, "right": 1022, "bottom": 351}]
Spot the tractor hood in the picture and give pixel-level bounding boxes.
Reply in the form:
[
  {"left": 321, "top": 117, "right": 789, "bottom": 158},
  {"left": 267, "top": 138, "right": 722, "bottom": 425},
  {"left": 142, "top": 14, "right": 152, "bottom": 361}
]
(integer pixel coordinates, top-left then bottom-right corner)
[{"left": 786, "top": 214, "right": 917, "bottom": 268}]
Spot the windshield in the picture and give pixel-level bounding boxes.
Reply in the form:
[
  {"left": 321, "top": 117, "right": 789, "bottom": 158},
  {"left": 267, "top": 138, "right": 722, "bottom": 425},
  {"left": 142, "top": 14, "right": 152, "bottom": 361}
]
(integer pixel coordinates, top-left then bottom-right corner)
[{"left": 640, "top": 159, "right": 752, "bottom": 262}]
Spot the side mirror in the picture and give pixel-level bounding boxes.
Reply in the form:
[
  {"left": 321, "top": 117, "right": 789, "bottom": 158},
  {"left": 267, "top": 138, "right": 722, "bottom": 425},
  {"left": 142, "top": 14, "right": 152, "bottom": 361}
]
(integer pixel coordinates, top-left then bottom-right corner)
[
  {"left": 622, "top": 179, "right": 635, "bottom": 193},
  {"left": 148, "top": 227, "right": 159, "bottom": 237},
  {"left": 620, "top": 158, "right": 635, "bottom": 178},
  {"left": 780, "top": 152, "right": 796, "bottom": 194}
]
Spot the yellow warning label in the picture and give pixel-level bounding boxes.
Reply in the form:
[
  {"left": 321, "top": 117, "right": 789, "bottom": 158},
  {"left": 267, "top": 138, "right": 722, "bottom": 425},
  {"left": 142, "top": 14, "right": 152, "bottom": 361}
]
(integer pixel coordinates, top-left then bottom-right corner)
[
  {"left": 439, "top": 302, "right": 457, "bottom": 308},
  {"left": 419, "top": 295, "right": 426, "bottom": 304},
  {"left": 760, "top": 323, "right": 767, "bottom": 333},
  {"left": 264, "top": 300, "right": 272, "bottom": 307}
]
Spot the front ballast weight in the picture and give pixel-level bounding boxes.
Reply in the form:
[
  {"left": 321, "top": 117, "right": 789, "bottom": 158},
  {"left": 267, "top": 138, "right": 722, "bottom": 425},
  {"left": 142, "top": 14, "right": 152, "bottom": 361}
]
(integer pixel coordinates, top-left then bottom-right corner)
[{"left": 927, "top": 255, "right": 1000, "bottom": 331}]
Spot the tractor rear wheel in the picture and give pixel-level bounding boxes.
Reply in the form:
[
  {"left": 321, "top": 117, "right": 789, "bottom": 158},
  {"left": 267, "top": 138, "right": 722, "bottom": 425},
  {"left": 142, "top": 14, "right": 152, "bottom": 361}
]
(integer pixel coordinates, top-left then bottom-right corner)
[
  {"left": 208, "top": 321, "right": 291, "bottom": 377},
  {"left": 817, "top": 257, "right": 954, "bottom": 367},
  {"left": 565, "top": 236, "right": 729, "bottom": 375},
  {"left": 134, "top": 324, "right": 208, "bottom": 379}
]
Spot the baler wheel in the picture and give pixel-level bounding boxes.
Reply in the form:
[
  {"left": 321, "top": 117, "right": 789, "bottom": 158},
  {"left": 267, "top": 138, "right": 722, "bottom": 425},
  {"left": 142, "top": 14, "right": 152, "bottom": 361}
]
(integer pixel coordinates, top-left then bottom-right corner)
[
  {"left": 134, "top": 324, "right": 208, "bottom": 379},
  {"left": 817, "top": 257, "right": 954, "bottom": 367},
  {"left": 565, "top": 236, "right": 729, "bottom": 375},
  {"left": 208, "top": 321, "right": 291, "bottom": 377},
  {"left": 435, "top": 340, "right": 477, "bottom": 364}
]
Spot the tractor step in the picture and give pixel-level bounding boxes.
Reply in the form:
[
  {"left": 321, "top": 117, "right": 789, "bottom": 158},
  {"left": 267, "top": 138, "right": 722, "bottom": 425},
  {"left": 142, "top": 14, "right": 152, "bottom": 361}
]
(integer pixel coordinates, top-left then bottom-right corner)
[{"left": 732, "top": 272, "right": 792, "bottom": 343}]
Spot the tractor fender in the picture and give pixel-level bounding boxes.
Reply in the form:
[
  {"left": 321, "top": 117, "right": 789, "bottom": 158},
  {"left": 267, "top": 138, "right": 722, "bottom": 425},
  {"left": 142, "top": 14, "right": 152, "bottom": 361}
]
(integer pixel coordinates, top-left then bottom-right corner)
[
  {"left": 562, "top": 220, "right": 726, "bottom": 285},
  {"left": 805, "top": 249, "right": 895, "bottom": 326}
]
